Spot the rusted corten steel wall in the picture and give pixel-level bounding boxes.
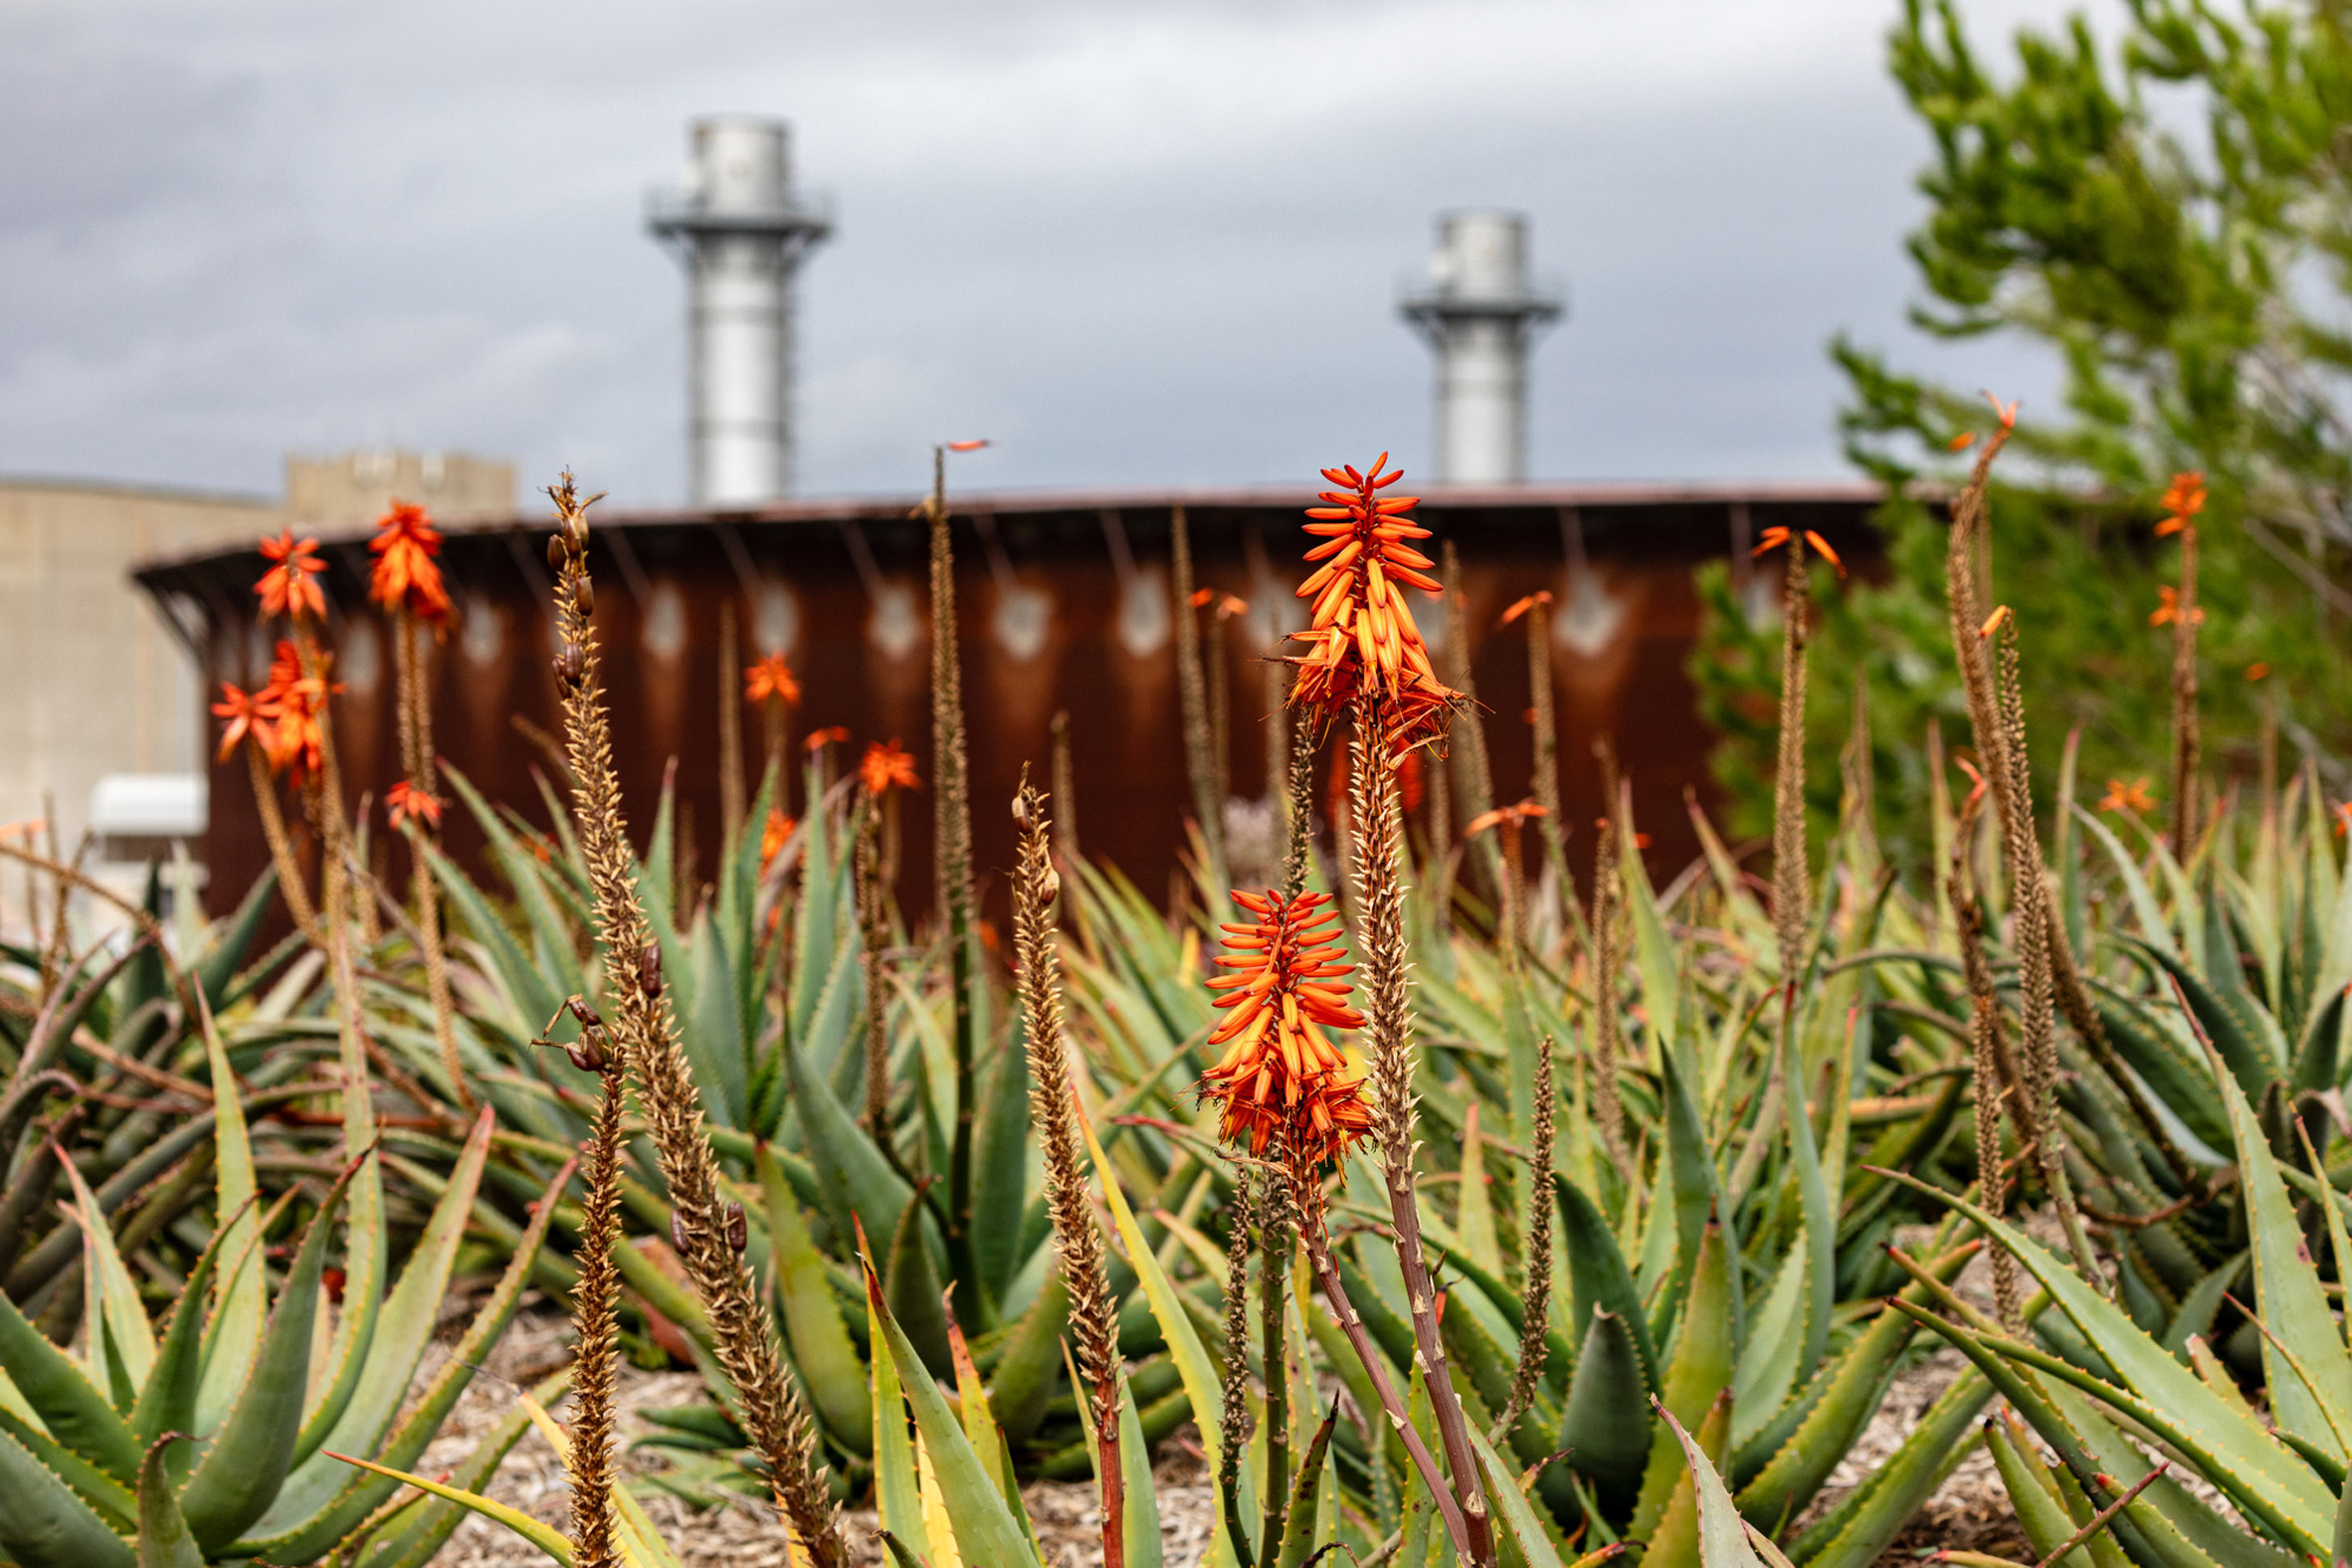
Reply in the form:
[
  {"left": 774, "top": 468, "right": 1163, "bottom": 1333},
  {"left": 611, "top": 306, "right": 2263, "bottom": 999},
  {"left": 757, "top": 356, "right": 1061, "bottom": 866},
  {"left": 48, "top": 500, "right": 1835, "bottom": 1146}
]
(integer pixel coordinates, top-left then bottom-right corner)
[{"left": 132, "top": 483, "right": 1882, "bottom": 924}]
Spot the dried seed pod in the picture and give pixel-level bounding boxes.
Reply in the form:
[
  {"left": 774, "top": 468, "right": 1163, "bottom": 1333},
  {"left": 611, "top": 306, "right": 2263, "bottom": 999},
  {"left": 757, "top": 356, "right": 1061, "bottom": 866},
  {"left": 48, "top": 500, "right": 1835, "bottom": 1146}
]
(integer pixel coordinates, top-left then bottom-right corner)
[
  {"left": 574, "top": 577, "right": 594, "bottom": 617},
  {"left": 566, "top": 1031, "right": 606, "bottom": 1074},
  {"left": 671, "top": 1211, "right": 689, "bottom": 1255},
  {"left": 567, "top": 998, "right": 604, "bottom": 1029},
  {"left": 564, "top": 512, "right": 589, "bottom": 552},
  {"left": 1043, "top": 866, "right": 1061, "bottom": 902},
  {"left": 555, "top": 643, "right": 586, "bottom": 686},
  {"left": 1012, "top": 794, "right": 1035, "bottom": 833},
  {"left": 546, "top": 532, "right": 567, "bottom": 572},
  {"left": 725, "top": 1201, "right": 748, "bottom": 1254},
  {"left": 640, "top": 940, "right": 664, "bottom": 999}
]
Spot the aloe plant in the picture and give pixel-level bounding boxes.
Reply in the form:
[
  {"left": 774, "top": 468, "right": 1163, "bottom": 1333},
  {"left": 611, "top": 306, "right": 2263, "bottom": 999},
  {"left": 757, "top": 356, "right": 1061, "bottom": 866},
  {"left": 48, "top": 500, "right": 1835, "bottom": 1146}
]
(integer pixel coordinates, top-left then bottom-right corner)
[
  {"left": 1, "top": 859, "right": 290, "bottom": 1323},
  {"left": 1882, "top": 990, "right": 2352, "bottom": 1568},
  {"left": 0, "top": 977, "right": 566, "bottom": 1567}
]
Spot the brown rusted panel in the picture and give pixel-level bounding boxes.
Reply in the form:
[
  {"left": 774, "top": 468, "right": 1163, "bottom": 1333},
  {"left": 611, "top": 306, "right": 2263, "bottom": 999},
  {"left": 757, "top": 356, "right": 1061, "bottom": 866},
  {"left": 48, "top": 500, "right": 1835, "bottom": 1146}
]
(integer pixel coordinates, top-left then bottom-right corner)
[{"left": 139, "top": 488, "right": 1883, "bottom": 928}]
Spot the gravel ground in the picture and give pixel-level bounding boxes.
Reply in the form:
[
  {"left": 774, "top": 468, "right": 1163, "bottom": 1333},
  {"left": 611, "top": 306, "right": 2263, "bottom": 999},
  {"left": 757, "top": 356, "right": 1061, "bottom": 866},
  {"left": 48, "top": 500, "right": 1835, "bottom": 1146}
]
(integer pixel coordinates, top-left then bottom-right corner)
[{"left": 396, "top": 1297, "right": 2035, "bottom": 1567}]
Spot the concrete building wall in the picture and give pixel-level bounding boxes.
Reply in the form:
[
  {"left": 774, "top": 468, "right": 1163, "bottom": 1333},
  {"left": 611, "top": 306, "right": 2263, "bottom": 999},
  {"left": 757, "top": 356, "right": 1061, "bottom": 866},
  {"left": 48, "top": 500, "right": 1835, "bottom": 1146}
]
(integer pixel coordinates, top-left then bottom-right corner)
[
  {"left": 0, "top": 479, "right": 280, "bottom": 856},
  {"left": 286, "top": 449, "right": 513, "bottom": 529}
]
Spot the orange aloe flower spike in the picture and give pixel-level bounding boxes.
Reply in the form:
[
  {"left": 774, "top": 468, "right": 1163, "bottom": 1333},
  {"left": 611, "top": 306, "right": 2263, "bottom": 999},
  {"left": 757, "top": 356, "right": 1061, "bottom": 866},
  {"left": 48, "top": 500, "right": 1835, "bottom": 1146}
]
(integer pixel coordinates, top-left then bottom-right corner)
[
  {"left": 744, "top": 653, "right": 801, "bottom": 706},
  {"left": 256, "top": 529, "right": 327, "bottom": 622},
  {"left": 367, "top": 501, "right": 451, "bottom": 622},
  {"left": 1197, "top": 888, "right": 1370, "bottom": 1171},
  {"left": 385, "top": 780, "right": 445, "bottom": 831},
  {"left": 211, "top": 683, "right": 272, "bottom": 762},
  {"left": 860, "top": 738, "right": 920, "bottom": 797},
  {"left": 2155, "top": 470, "right": 2206, "bottom": 536}
]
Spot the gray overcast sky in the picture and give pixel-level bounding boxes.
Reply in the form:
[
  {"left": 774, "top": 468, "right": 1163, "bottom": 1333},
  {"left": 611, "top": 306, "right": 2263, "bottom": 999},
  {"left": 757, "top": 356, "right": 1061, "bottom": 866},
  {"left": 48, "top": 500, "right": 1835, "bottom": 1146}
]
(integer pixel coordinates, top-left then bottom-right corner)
[{"left": 0, "top": 0, "right": 2073, "bottom": 506}]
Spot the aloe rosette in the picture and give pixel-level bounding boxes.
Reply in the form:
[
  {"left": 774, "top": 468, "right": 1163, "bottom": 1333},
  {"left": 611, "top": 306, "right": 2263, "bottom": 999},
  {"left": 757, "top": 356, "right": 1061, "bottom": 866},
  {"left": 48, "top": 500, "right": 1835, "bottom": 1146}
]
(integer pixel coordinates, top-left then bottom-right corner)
[{"left": 0, "top": 997, "right": 566, "bottom": 1568}]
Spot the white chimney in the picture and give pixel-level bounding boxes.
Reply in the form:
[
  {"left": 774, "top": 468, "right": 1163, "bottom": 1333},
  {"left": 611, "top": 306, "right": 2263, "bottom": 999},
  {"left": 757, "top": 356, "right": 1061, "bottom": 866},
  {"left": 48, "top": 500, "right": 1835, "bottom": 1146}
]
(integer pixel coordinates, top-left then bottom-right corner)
[
  {"left": 649, "top": 116, "right": 832, "bottom": 505},
  {"left": 1400, "top": 211, "right": 1563, "bottom": 485}
]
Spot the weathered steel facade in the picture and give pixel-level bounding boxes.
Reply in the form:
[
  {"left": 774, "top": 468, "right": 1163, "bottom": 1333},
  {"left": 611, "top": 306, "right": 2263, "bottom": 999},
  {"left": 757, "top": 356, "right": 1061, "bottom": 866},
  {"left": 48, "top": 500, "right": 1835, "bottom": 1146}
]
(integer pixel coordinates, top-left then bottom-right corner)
[{"left": 133, "top": 481, "right": 1881, "bottom": 922}]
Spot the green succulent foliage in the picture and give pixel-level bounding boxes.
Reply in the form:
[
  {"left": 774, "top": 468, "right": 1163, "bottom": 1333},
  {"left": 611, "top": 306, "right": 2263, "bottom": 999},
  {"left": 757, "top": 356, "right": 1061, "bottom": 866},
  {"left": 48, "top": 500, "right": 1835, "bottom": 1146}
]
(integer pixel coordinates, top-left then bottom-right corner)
[
  {"left": 368, "top": 667, "right": 2045, "bottom": 1562},
  {"left": 1698, "top": 0, "right": 2352, "bottom": 848},
  {"left": 0, "top": 998, "right": 562, "bottom": 1568},
  {"left": 0, "top": 861, "right": 289, "bottom": 1323}
]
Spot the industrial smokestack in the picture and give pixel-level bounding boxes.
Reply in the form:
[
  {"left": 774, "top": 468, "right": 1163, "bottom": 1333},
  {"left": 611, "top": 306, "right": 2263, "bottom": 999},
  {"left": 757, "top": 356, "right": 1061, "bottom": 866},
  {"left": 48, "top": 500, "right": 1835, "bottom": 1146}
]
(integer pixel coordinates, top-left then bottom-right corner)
[
  {"left": 1400, "top": 211, "right": 1562, "bottom": 485},
  {"left": 649, "top": 116, "right": 832, "bottom": 505}
]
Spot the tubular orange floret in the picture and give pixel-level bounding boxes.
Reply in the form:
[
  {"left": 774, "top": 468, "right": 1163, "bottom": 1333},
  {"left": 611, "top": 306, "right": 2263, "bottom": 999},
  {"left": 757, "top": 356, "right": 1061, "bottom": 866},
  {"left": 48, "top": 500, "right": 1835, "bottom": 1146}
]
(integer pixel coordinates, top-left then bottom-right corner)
[
  {"left": 1197, "top": 888, "right": 1372, "bottom": 1174},
  {"left": 1285, "top": 456, "right": 1464, "bottom": 758}
]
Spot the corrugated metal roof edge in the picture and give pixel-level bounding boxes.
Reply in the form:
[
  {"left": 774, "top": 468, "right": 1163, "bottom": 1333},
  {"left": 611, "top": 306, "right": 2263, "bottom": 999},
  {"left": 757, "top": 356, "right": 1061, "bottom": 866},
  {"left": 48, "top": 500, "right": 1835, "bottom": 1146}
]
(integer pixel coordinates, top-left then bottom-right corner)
[{"left": 130, "top": 477, "right": 1893, "bottom": 577}]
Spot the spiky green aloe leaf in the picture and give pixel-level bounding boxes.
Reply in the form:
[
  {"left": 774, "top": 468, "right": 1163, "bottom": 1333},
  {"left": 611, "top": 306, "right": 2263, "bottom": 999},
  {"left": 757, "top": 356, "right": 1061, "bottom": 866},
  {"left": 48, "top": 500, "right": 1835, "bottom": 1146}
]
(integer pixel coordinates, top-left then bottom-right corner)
[
  {"left": 1658, "top": 1400, "right": 1796, "bottom": 1568},
  {"left": 1556, "top": 1173, "right": 1660, "bottom": 1392},
  {"left": 1631, "top": 1223, "right": 1735, "bottom": 1541},
  {"left": 235, "top": 1152, "right": 571, "bottom": 1562},
  {"left": 857, "top": 1242, "right": 1042, "bottom": 1568},
  {"left": 2211, "top": 1039, "right": 2352, "bottom": 1462},
  {"left": 1080, "top": 1096, "right": 1248, "bottom": 1562},
  {"left": 1470, "top": 1416, "right": 1568, "bottom": 1568},
  {"left": 248, "top": 1108, "right": 498, "bottom": 1535},
  {"left": 178, "top": 1157, "right": 357, "bottom": 1550},
  {"left": 1876, "top": 1166, "right": 2334, "bottom": 1549},
  {"left": 1560, "top": 1308, "right": 1649, "bottom": 1493},
  {"left": 1737, "top": 1237, "right": 1969, "bottom": 1529},
  {"left": 0, "top": 1273, "right": 140, "bottom": 1484},
  {"left": 0, "top": 1424, "right": 134, "bottom": 1568},
  {"left": 2128, "top": 938, "right": 2279, "bottom": 1097},
  {"left": 194, "top": 993, "right": 264, "bottom": 1435},
  {"left": 134, "top": 1435, "right": 201, "bottom": 1568},
  {"left": 787, "top": 1014, "right": 912, "bottom": 1252},
  {"left": 338, "top": 1371, "right": 573, "bottom": 1568},
  {"left": 324, "top": 1450, "right": 574, "bottom": 1565},
  {"left": 757, "top": 1143, "right": 874, "bottom": 1452}
]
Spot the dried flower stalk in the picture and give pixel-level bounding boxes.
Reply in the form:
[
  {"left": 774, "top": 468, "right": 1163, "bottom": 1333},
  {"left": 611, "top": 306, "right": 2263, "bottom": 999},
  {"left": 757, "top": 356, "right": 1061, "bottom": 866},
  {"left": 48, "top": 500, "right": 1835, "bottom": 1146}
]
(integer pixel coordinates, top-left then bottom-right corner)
[
  {"left": 1522, "top": 594, "right": 1566, "bottom": 875},
  {"left": 2166, "top": 490, "right": 2202, "bottom": 852},
  {"left": 1173, "top": 504, "right": 1229, "bottom": 889},
  {"left": 1281, "top": 716, "right": 1315, "bottom": 902},
  {"left": 717, "top": 599, "right": 745, "bottom": 847},
  {"left": 854, "top": 800, "right": 893, "bottom": 1142},
  {"left": 1051, "top": 708, "right": 1079, "bottom": 864},
  {"left": 1941, "top": 418, "right": 2101, "bottom": 1290},
  {"left": 388, "top": 593, "right": 467, "bottom": 1111},
  {"left": 1257, "top": 1168, "right": 1294, "bottom": 1562},
  {"left": 1948, "top": 772, "right": 2020, "bottom": 1324},
  {"left": 1012, "top": 776, "right": 1122, "bottom": 1568},
  {"left": 1769, "top": 530, "right": 1810, "bottom": 989},
  {"left": 563, "top": 1017, "right": 629, "bottom": 1568},
  {"left": 1589, "top": 800, "right": 1630, "bottom": 1177},
  {"left": 1218, "top": 1166, "right": 1256, "bottom": 1568},
  {"left": 1352, "top": 699, "right": 1495, "bottom": 1566},
  {"left": 1441, "top": 541, "right": 1500, "bottom": 907},
  {"left": 244, "top": 742, "right": 318, "bottom": 937},
  {"left": 921, "top": 451, "right": 983, "bottom": 1317},
  {"left": 542, "top": 476, "right": 844, "bottom": 1568},
  {"left": 1493, "top": 1034, "right": 1554, "bottom": 1439}
]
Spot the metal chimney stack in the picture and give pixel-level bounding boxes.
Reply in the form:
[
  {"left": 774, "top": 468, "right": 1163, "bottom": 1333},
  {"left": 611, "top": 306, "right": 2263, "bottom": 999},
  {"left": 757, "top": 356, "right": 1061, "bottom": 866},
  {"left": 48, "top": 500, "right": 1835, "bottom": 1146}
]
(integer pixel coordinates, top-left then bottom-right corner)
[
  {"left": 1400, "top": 211, "right": 1562, "bottom": 484},
  {"left": 649, "top": 117, "right": 832, "bottom": 505}
]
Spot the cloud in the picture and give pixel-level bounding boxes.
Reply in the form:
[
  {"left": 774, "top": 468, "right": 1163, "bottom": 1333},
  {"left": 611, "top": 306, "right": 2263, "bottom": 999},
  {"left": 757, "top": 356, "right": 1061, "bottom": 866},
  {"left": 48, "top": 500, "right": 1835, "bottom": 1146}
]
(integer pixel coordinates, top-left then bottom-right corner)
[{"left": 0, "top": 0, "right": 2072, "bottom": 504}]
